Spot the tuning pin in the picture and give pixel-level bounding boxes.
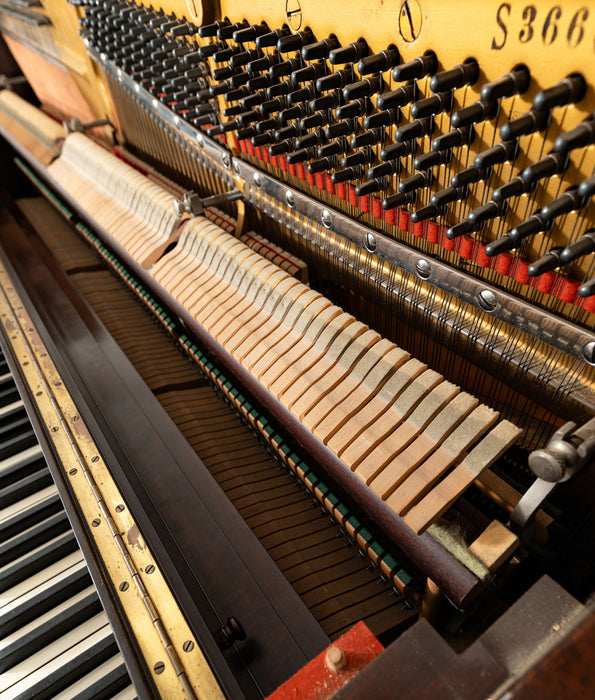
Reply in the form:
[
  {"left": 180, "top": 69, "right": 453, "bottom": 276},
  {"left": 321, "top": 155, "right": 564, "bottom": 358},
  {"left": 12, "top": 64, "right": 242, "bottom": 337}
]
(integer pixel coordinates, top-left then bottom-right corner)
[
  {"left": 411, "top": 204, "right": 442, "bottom": 223},
  {"left": 431, "top": 185, "right": 468, "bottom": 207},
  {"left": 296, "top": 130, "right": 323, "bottom": 149},
  {"left": 310, "top": 93, "right": 341, "bottom": 110},
  {"left": 316, "top": 68, "right": 354, "bottom": 92},
  {"left": 300, "top": 111, "right": 329, "bottom": 130},
  {"left": 481, "top": 66, "right": 531, "bottom": 101},
  {"left": 335, "top": 99, "right": 368, "bottom": 119},
  {"left": 541, "top": 188, "right": 585, "bottom": 220},
  {"left": 560, "top": 231, "right": 595, "bottom": 264},
  {"left": 325, "top": 119, "right": 356, "bottom": 139},
  {"left": 308, "top": 157, "right": 333, "bottom": 173},
  {"left": 369, "top": 161, "right": 399, "bottom": 179},
  {"left": 292, "top": 61, "right": 326, "bottom": 85},
  {"left": 269, "top": 140, "right": 292, "bottom": 156},
  {"left": 270, "top": 58, "right": 301, "bottom": 79},
  {"left": 260, "top": 97, "right": 286, "bottom": 117},
  {"left": 432, "top": 126, "right": 474, "bottom": 151},
  {"left": 341, "top": 150, "right": 374, "bottom": 168},
  {"left": 230, "top": 49, "right": 261, "bottom": 68},
  {"left": 527, "top": 247, "right": 563, "bottom": 276},
  {"left": 356, "top": 179, "right": 383, "bottom": 196},
  {"left": 247, "top": 53, "right": 281, "bottom": 72},
  {"left": 399, "top": 171, "right": 433, "bottom": 194},
  {"left": 474, "top": 140, "right": 518, "bottom": 169},
  {"left": 343, "top": 77, "right": 383, "bottom": 101},
  {"left": 363, "top": 109, "right": 398, "bottom": 129},
  {"left": 414, "top": 149, "right": 451, "bottom": 170},
  {"left": 430, "top": 59, "right": 478, "bottom": 92},
  {"left": 383, "top": 191, "right": 417, "bottom": 210},
  {"left": 287, "top": 85, "right": 317, "bottom": 106},
  {"left": 329, "top": 39, "right": 368, "bottom": 65},
  {"left": 578, "top": 277, "right": 595, "bottom": 298},
  {"left": 499, "top": 109, "right": 547, "bottom": 141},
  {"left": 393, "top": 52, "right": 437, "bottom": 81},
  {"left": 277, "top": 29, "right": 316, "bottom": 53},
  {"left": 318, "top": 140, "right": 346, "bottom": 158},
  {"left": 520, "top": 152, "right": 568, "bottom": 187},
  {"left": 246, "top": 74, "right": 272, "bottom": 91},
  {"left": 578, "top": 175, "right": 595, "bottom": 199},
  {"left": 233, "top": 22, "right": 269, "bottom": 43},
  {"left": 267, "top": 82, "right": 291, "bottom": 98},
  {"left": 275, "top": 123, "right": 299, "bottom": 142},
  {"left": 376, "top": 84, "right": 416, "bottom": 110},
  {"left": 467, "top": 200, "right": 508, "bottom": 226},
  {"left": 198, "top": 20, "right": 228, "bottom": 38},
  {"left": 351, "top": 129, "right": 383, "bottom": 148},
  {"left": 302, "top": 37, "right": 340, "bottom": 60},
  {"left": 358, "top": 47, "right": 400, "bottom": 75},
  {"left": 287, "top": 148, "right": 312, "bottom": 164},
  {"left": 509, "top": 213, "right": 550, "bottom": 245},
  {"left": 380, "top": 141, "right": 414, "bottom": 162},
  {"left": 395, "top": 117, "right": 433, "bottom": 143},
  {"left": 492, "top": 175, "right": 526, "bottom": 202},
  {"left": 553, "top": 115, "right": 595, "bottom": 155},
  {"left": 331, "top": 166, "right": 362, "bottom": 183},
  {"left": 446, "top": 220, "right": 475, "bottom": 239},
  {"left": 451, "top": 99, "right": 497, "bottom": 128},
  {"left": 218, "top": 21, "right": 249, "bottom": 40},
  {"left": 212, "top": 46, "right": 240, "bottom": 64},
  {"left": 256, "top": 27, "right": 290, "bottom": 49},
  {"left": 411, "top": 91, "right": 452, "bottom": 119},
  {"left": 533, "top": 74, "right": 586, "bottom": 111}
]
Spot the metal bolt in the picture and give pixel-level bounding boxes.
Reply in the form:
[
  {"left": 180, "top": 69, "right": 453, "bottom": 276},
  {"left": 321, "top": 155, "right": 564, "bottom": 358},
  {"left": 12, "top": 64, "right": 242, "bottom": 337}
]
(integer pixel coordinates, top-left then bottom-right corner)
[
  {"left": 152, "top": 98, "right": 158, "bottom": 110},
  {"left": 145, "top": 564, "right": 155, "bottom": 574},
  {"left": 285, "top": 190, "right": 295, "bottom": 207},
  {"left": 253, "top": 172, "right": 261, "bottom": 187},
  {"left": 173, "top": 116, "right": 180, "bottom": 127},
  {"left": 183, "top": 640, "right": 194, "bottom": 652},
  {"left": 69, "top": 468, "right": 77, "bottom": 476},
  {"left": 135, "top": 84, "right": 140, "bottom": 94},
  {"left": 415, "top": 259, "right": 431, "bottom": 279},
  {"left": 233, "top": 160, "right": 241, "bottom": 175},
  {"left": 115, "top": 504, "right": 125, "bottom": 513},
  {"left": 364, "top": 232, "right": 377, "bottom": 252},
  {"left": 51, "top": 426, "right": 59, "bottom": 433},
  {"left": 321, "top": 209, "right": 332, "bottom": 228},
  {"left": 196, "top": 134, "right": 204, "bottom": 147},
  {"left": 222, "top": 153, "right": 231, "bottom": 168},
  {"left": 325, "top": 646, "right": 347, "bottom": 674},
  {"left": 583, "top": 341, "right": 595, "bottom": 364},
  {"left": 119, "top": 581, "right": 129, "bottom": 592},
  {"left": 478, "top": 289, "right": 497, "bottom": 312},
  {"left": 91, "top": 518, "right": 101, "bottom": 527},
  {"left": 153, "top": 661, "right": 165, "bottom": 675}
]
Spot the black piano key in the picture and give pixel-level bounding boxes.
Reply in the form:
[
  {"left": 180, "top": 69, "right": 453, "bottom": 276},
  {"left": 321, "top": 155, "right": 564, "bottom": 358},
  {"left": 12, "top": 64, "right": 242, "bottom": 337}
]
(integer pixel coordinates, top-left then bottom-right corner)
[
  {"left": 64, "top": 658, "right": 131, "bottom": 700},
  {"left": 0, "top": 587, "right": 100, "bottom": 673},
  {"left": 0, "top": 466, "right": 53, "bottom": 510},
  {"left": 2, "top": 557, "right": 91, "bottom": 637},
  {"left": 0, "top": 510, "right": 70, "bottom": 567},
  {"left": 0, "top": 486, "right": 62, "bottom": 543},
  {"left": 0, "top": 428, "right": 38, "bottom": 461},
  {"left": 0, "top": 529, "right": 78, "bottom": 590}
]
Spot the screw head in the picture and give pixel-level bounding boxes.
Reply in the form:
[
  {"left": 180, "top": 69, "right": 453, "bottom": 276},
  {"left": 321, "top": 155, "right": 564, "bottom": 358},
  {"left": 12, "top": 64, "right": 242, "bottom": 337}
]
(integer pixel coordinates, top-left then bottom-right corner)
[
  {"left": 222, "top": 153, "right": 231, "bottom": 168},
  {"left": 321, "top": 209, "right": 332, "bottom": 228},
  {"left": 583, "top": 341, "right": 595, "bottom": 365},
  {"left": 69, "top": 468, "right": 77, "bottom": 476},
  {"left": 152, "top": 98, "right": 158, "bottom": 110},
  {"left": 115, "top": 504, "right": 125, "bottom": 513},
  {"left": 173, "top": 116, "right": 180, "bottom": 127},
  {"left": 233, "top": 160, "right": 241, "bottom": 175},
  {"left": 196, "top": 134, "right": 204, "bottom": 147},
  {"left": 145, "top": 564, "right": 155, "bottom": 575},
  {"left": 91, "top": 518, "right": 101, "bottom": 527},
  {"left": 325, "top": 646, "right": 347, "bottom": 674},
  {"left": 415, "top": 259, "right": 431, "bottom": 279},
  {"left": 153, "top": 661, "right": 165, "bottom": 675},
  {"left": 478, "top": 289, "right": 497, "bottom": 312},
  {"left": 253, "top": 172, "right": 261, "bottom": 187},
  {"left": 364, "top": 232, "right": 377, "bottom": 252},
  {"left": 183, "top": 640, "right": 194, "bottom": 653},
  {"left": 119, "top": 581, "right": 129, "bottom": 592},
  {"left": 285, "top": 190, "right": 295, "bottom": 207},
  {"left": 399, "top": 0, "right": 423, "bottom": 42}
]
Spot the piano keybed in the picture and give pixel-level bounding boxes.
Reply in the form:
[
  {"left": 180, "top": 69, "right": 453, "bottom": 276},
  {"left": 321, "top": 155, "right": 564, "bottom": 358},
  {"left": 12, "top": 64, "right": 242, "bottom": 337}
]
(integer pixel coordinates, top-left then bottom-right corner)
[{"left": 0, "top": 357, "right": 137, "bottom": 700}]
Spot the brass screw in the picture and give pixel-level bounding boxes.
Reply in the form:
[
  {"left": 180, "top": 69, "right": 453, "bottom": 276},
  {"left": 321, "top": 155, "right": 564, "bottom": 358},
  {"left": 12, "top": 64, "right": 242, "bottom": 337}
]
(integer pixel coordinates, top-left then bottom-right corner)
[{"left": 154, "top": 661, "right": 165, "bottom": 675}]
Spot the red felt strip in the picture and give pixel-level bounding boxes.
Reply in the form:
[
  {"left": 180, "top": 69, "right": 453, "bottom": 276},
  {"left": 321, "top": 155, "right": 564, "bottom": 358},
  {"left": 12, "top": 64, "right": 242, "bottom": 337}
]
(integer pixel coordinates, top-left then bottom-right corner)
[{"left": 427, "top": 222, "right": 439, "bottom": 244}]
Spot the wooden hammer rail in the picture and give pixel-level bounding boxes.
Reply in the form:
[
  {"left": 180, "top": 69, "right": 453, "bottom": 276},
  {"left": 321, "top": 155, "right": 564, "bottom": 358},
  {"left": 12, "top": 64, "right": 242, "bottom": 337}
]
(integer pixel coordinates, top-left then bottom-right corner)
[{"left": 34, "top": 133, "right": 526, "bottom": 608}]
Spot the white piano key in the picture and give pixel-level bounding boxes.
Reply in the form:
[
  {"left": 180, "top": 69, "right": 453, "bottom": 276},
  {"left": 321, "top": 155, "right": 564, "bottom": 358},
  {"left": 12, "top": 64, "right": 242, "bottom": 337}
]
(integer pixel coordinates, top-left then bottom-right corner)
[
  {"left": 0, "top": 612, "right": 111, "bottom": 699},
  {"left": 0, "top": 586, "right": 98, "bottom": 671},
  {"left": 0, "top": 484, "right": 58, "bottom": 526},
  {"left": 0, "top": 551, "right": 84, "bottom": 611},
  {"left": 110, "top": 686, "right": 138, "bottom": 700},
  {"left": 50, "top": 653, "right": 129, "bottom": 700},
  {"left": 0, "top": 445, "right": 43, "bottom": 479},
  {"left": 0, "top": 401, "right": 24, "bottom": 421}
]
